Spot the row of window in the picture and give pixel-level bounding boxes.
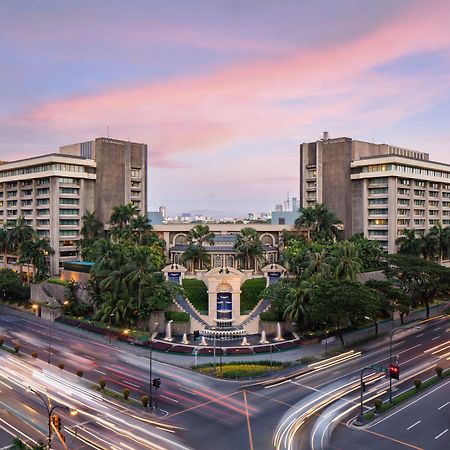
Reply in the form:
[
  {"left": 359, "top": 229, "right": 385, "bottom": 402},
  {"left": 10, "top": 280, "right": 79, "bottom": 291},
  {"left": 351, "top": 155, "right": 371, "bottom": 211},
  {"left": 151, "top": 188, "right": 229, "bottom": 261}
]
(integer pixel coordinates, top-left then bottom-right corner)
[
  {"left": 0, "top": 163, "right": 87, "bottom": 179},
  {"left": 363, "top": 163, "right": 450, "bottom": 179}
]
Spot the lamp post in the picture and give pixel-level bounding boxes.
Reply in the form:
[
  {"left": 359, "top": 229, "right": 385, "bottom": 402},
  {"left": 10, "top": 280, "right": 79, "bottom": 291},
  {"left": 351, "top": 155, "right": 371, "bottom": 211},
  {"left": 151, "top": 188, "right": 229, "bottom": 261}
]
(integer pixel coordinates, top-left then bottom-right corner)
[
  {"left": 149, "top": 322, "right": 158, "bottom": 409},
  {"left": 365, "top": 316, "right": 420, "bottom": 403},
  {"left": 109, "top": 313, "right": 114, "bottom": 345},
  {"left": 26, "top": 386, "right": 77, "bottom": 449}
]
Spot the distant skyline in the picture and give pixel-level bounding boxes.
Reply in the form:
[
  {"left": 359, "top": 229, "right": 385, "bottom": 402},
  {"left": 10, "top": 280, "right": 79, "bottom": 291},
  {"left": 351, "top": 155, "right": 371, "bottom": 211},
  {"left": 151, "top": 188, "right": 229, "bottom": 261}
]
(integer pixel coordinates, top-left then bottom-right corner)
[{"left": 1, "top": 0, "right": 450, "bottom": 216}]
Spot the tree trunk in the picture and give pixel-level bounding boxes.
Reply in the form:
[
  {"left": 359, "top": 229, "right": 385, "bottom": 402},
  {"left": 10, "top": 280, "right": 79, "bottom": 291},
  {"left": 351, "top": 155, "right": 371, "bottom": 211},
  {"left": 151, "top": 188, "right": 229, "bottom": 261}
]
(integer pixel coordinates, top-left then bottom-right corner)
[
  {"left": 400, "top": 312, "right": 404, "bottom": 325},
  {"left": 374, "top": 322, "right": 378, "bottom": 336},
  {"left": 425, "top": 300, "right": 430, "bottom": 318},
  {"left": 337, "top": 323, "right": 345, "bottom": 346}
]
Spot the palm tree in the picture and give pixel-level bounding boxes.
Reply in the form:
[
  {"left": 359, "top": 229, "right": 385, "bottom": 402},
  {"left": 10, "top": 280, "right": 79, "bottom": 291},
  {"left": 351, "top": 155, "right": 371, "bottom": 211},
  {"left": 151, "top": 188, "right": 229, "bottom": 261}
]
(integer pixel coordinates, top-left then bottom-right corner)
[
  {"left": 295, "top": 204, "right": 341, "bottom": 241},
  {"left": 81, "top": 210, "right": 103, "bottom": 240},
  {"left": 396, "top": 229, "right": 422, "bottom": 256},
  {"left": 7, "top": 216, "right": 36, "bottom": 276},
  {"left": 429, "top": 222, "right": 450, "bottom": 263},
  {"left": 180, "top": 244, "right": 210, "bottom": 272},
  {"left": 295, "top": 206, "right": 316, "bottom": 242},
  {"left": 420, "top": 232, "right": 438, "bottom": 260},
  {"left": 334, "top": 242, "right": 362, "bottom": 281},
  {"left": 234, "top": 227, "right": 263, "bottom": 270},
  {"left": 304, "top": 249, "right": 331, "bottom": 280},
  {"left": 19, "top": 238, "right": 54, "bottom": 282},
  {"left": 186, "top": 225, "right": 215, "bottom": 269},
  {"left": 124, "top": 247, "right": 156, "bottom": 309},
  {"left": 97, "top": 291, "right": 137, "bottom": 327},
  {"left": 284, "top": 281, "right": 311, "bottom": 325},
  {"left": 110, "top": 203, "right": 137, "bottom": 229},
  {"left": 0, "top": 227, "right": 10, "bottom": 268},
  {"left": 131, "top": 214, "right": 153, "bottom": 245}
]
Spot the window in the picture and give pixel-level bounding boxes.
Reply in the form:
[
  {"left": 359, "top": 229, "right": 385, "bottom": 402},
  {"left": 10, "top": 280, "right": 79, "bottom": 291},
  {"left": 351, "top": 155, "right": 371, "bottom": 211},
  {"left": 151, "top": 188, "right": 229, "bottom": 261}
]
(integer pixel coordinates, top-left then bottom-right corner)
[
  {"left": 398, "top": 179, "right": 410, "bottom": 185},
  {"left": 59, "top": 219, "right": 79, "bottom": 226},
  {"left": 59, "top": 229, "right": 79, "bottom": 236},
  {"left": 398, "top": 199, "right": 410, "bottom": 205},
  {"left": 278, "top": 218, "right": 285, "bottom": 225},
  {"left": 368, "top": 208, "right": 388, "bottom": 215},
  {"left": 22, "top": 189, "right": 32, "bottom": 196},
  {"left": 37, "top": 188, "right": 49, "bottom": 195},
  {"left": 59, "top": 208, "right": 79, "bottom": 215},
  {"left": 59, "top": 198, "right": 79, "bottom": 205},
  {"left": 369, "top": 198, "right": 388, "bottom": 205},
  {"left": 369, "top": 177, "right": 388, "bottom": 185},
  {"left": 131, "top": 168, "right": 141, "bottom": 178},
  {"left": 397, "top": 188, "right": 410, "bottom": 195},
  {"left": 59, "top": 187, "right": 79, "bottom": 194},
  {"left": 368, "top": 187, "right": 388, "bottom": 195},
  {"left": 37, "top": 199, "right": 50, "bottom": 206},
  {"left": 369, "top": 219, "right": 388, "bottom": 225},
  {"left": 414, "top": 189, "right": 425, "bottom": 197},
  {"left": 59, "top": 177, "right": 79, "bottom": 185}
]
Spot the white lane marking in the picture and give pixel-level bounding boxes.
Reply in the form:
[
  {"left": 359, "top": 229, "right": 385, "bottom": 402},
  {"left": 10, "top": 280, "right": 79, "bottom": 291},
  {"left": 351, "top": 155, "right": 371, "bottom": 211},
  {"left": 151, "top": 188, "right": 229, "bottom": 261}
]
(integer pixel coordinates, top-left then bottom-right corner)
[
  {"left": 404, "top": 344, "right": 422, "bottom": 352},
  {"left": 122, "top": 380, "right": 140, "bottom": 388},
  {"left": 93, "top": 369, "right": 106, "bottom": 375},
  {"left": 438, "top": 401, "right": 449, "bottom": 410},
  {"left": 406, "top": 420, "right": 421, "bottom": 430},
  {"left": 178, "top": 388, "right": 197, "bottom": 396},
  {"left": 160, "top": 394, "right": 179, "bottom": 403},
  {"left": 435, "top": 429, "right": 448, "bottom": 440},
  {"left": 432, "top": 336, "right": 440, "bottom": 341},
  {"left": 433, "top": 327, "right": 441, "bottom": 331},
  {"left": 416, "top": 334, "right": 424, "bottom": 337}
]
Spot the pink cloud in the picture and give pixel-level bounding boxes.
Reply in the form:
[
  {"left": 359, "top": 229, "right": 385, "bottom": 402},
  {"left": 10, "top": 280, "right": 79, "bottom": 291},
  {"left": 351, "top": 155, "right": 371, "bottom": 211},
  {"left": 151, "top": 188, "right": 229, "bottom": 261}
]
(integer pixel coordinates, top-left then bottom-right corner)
[{"left": 6, "top": 0, "right": 450, "bottom": 167}]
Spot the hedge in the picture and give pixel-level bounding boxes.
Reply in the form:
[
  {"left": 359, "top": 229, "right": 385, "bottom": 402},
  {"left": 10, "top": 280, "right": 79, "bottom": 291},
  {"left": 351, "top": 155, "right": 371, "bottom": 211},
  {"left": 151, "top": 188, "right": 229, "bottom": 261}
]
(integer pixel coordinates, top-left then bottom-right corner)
[
  {"left": 240, "top": 278, "right": 266, "bottom": 314},
  {"left": 46, "top": 278, "right": 70, "bottom": 287},
  {"left": 164, "top": 311, "right": 190, "bottom": 322},
  {"left": 194, "top": 361, "right": 286, "bottom": 379},
  {"left": 182, "top": 279, "right": 208, "bottom": 313},
  {"left": 260, "top": 310, "right": 283, "bottom": 322}
]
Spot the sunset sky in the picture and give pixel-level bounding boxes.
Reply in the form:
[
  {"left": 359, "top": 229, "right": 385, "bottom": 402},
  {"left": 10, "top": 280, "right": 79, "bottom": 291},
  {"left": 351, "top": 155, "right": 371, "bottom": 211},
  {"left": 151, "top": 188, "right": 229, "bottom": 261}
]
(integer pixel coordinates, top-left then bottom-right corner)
[{"left": 1, "top": 0, "right": 450, "bottom": 216}]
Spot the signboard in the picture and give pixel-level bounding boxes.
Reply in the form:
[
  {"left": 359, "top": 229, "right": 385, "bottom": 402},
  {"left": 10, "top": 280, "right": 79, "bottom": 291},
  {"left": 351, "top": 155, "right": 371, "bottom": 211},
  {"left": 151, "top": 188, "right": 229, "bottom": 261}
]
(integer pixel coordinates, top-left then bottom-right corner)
[{"left": 371, "top": 364, "right": 389, "bottom": 374}]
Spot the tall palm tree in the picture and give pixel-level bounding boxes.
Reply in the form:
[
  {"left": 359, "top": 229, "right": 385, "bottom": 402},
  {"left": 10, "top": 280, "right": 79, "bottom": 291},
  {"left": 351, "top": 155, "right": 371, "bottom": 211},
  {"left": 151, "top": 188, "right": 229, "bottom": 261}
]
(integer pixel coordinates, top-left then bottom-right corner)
[
  {"left": 180, "top": 244, "right": 210, "bottom": 272},
  {"left": 295, "top": 204, "right": 341, "bottom": 241},
  {"left": 304, "top": 249, "right": 331, "bottom": 280},
  {"left": 7, "top": 216, "right": 36, "bottom": 276},
  {"left": 429, "top": 222, "right": 450, "bottom": 263},
  {"left": 81, "top": 210, "right": 103, "bottom": 240},
  {"left": 186, "top": 225, "right": 215, "bottom": 269},
  {"left": 19, "top": 238, "right": 54, "bottom": 282},
  {"left": 0, "top": 227, "right": 10, "bottom": 268},
  {"left": 124, "top": 248, "right": 156, "bottom": 310},
  {"left": 110, "top": 203, "right": 137, "bottom": 229},
  {"left": 334, "top": 242, "right": 362, "bottom": 281},
  {"left": 131, "top": 214, "right": 153, "bottom": 245},
  {"left": 234, "top": 227, "right": 263, "bottom": 270},
  {"left": 284, "top": 281, "right": 311, "bottom": 325},
  {"left": 396, "top": 229, "right": 422, "bottom": 256},
  {"left": 295, "top": 206, "right": 316, "bottom": 242},
  {"left": 420, "top": 232, "right": 438, "bottom": 260}
]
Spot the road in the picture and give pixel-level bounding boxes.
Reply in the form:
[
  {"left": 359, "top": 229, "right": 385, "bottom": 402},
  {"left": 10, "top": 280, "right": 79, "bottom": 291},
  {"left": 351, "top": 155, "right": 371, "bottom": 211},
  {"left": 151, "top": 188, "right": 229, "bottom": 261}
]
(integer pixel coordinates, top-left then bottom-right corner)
[
  {"left": 332, "top": 377, "right": 450, "bottom": 450},
  {"left": 0, "top": 311, "right": 449, "bottom": 449}
]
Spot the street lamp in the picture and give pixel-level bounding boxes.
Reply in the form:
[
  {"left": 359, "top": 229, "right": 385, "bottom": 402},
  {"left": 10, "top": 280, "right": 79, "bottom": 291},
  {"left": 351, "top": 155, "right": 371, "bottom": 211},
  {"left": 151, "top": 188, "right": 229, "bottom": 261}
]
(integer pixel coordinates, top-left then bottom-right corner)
[
  {"left": 365, "top": 316, "right": 420, "bottom": 403},
  {"left": 149, "top": 322, "right": 159, "bottom": 409},
  {"left": 26, "top": 386, "right": 77, "bottom": 449}
]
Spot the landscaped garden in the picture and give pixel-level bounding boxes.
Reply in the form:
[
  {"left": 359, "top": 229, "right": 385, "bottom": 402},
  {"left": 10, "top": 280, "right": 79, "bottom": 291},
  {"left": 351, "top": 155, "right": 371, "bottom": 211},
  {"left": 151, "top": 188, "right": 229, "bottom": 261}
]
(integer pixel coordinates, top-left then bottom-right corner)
[{"left": 193, "top": 360, "right": 289, "bottom": 379}]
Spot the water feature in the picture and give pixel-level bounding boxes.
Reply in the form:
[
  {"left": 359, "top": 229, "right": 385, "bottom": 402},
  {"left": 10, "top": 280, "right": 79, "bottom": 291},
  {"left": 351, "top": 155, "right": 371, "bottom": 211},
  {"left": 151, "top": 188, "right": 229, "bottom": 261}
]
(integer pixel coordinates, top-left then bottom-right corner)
[
  {"left": 164, "top": 320, "right": 173, "bottom": 341},
  {"left": 274, "top": 322, "right": 284, "bottom": 341},
  {"left": 200, "top": 336, "right": 207, "bottom": 346},
  {"left": 241, "top": 336, "right": 250, "bottom": 346},
  {"left": 181, "top": 333, "right": 189, "bottom": 344},
  {"left": 259, "top": 330, "right": 269, "bottom": 344}
]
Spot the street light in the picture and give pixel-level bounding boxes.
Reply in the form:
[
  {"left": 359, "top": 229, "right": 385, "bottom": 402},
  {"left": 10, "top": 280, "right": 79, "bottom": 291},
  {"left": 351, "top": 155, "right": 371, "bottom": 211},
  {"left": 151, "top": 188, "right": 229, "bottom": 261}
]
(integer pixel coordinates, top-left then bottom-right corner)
[
  {"left": 149, "top": 322, "right": 159, "bottom": 409},
  {"left": 26, "top": 386, "right": 77, "bottom": 449},
  {"left": 365, "top": 316, "right": 420, "bottom": 403}
]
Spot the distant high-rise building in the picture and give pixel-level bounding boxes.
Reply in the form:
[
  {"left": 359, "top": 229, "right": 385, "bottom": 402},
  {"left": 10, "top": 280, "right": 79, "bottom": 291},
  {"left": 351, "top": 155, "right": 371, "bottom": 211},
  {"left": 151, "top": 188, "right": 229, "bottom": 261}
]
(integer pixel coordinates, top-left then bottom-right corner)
[
  {"left": 300, "top": 133, "right": 450, "bottom": 252},
  {"left": 275, "top": 204, "right": 283, "bottom": 212},
  {"left": 159, "top": 205, "right": 167, "bottom": 219},
  {"left": 292, "top": 197, "right": 299, "bottom": 212}
]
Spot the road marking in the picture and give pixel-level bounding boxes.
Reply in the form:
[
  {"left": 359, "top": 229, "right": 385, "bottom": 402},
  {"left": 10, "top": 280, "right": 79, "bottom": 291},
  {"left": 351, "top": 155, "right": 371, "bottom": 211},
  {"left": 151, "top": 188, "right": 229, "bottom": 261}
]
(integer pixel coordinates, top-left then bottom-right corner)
[
  {"left": 122, "top": 380, "right": 140, "bottom": 389},
  {"left": 160, "top": 394, "right": 179, "bottom": 403},
  {"left": 438, "top": 401, "right": 449, "bottom": 410},
  {"left": 434, "top": 429, "right": 448, "bottom": 440},
  {"left": 433, "top": 327, "right": 441, "bottom": 331},
  {"left": 243, "top": 391, "right": 254, "bottom": 450},
  {"left": 416, "top": 334, "right": 424, "bottom": 337},
  {"left": 93, "top": 369, "right": 106, "bottom": 375},
  {"left": 432, "top": 336, "right": 440, "bottom": 341},
  {"left": 290, "top": 380, "right": 320, "bottom": 392},
  {"left": 359, "top": 428, "right": 424, "bottom": 450},
  {"left": 406, "top": 420, "right": 421, "bottom": 430},
  {"left": 178, "top": 388, "right": 197, "bottom": 396}
]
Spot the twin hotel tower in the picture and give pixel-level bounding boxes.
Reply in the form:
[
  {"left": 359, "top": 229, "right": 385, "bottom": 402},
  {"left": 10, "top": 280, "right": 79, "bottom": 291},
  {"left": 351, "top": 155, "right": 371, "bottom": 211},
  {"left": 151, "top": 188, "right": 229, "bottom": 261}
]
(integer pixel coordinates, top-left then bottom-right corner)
[{"left": 1, "top": 133, "right": 450, "bottom": 272}]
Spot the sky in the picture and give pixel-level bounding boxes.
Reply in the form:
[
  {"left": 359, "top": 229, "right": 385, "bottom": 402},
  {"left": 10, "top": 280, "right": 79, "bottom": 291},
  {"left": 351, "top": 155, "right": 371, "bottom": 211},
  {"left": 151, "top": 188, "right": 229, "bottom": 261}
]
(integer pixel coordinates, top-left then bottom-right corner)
[{"left": 1, "top": 0, "right": 450, "bottom": 217}]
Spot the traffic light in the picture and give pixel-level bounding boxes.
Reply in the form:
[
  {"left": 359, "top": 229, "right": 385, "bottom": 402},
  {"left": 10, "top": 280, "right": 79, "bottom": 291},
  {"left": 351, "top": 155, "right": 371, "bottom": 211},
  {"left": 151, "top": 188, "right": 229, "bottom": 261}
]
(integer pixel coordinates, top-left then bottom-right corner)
[
  {"left": 152, "top": 377, "right": 161, "bottom": 388},
  {"left": 193, "top": 330, "right": 200, "bottom": 340},
  {"left": 389, "top": 365, "right": 400, "bottom": 380},
  {"left": 52, "top": 415, "right": 62, "bottom": 432}
]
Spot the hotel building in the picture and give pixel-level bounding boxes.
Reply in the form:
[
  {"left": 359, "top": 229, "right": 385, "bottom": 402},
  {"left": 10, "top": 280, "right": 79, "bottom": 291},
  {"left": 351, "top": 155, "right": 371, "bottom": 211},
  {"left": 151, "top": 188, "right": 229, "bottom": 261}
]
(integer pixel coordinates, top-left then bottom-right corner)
[
  {"left": 300, "top": 134, "right": 450, "bottom": 253},
  {"left": 0, "top": 137, "right": 147, "bottom": 273}
]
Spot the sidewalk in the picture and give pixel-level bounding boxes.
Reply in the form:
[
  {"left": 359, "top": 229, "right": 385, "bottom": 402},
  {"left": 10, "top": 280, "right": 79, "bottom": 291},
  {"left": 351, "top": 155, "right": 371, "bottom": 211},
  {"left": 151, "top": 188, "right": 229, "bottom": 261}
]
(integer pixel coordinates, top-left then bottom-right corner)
[{"left": 0, "top": 302, "right": 445, "bottom": 368}]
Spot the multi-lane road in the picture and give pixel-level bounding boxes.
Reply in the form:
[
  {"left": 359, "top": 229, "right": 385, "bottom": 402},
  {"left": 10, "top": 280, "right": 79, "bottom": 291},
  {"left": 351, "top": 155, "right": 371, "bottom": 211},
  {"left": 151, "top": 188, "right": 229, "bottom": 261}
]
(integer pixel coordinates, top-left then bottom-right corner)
[{"left": 0, "top": 309, "right": 449, "bottom": 449}]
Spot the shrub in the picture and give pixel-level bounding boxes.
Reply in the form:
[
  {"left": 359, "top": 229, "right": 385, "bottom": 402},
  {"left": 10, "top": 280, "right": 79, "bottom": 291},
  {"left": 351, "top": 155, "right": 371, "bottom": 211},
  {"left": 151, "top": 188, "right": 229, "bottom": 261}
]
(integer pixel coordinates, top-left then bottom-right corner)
[
  {"left": 99, "top": 378, "right": 106, "bottom": 390},
  {"left": 31, "top": 351, "right": 37, "bottom": 358},
  {"left": 435, "top": 366, "right": 443, "bottom": 378},
  {"left": 58, "top": 363, "right": 64, "bottom": 370},
  {"left": 0, "top": 338, "right": 4, "bottom": 347},
  {"left": 76, "top": 370, "right": 83, "bottom": 378},
  {"left": 414, "top": 379, "right": 422, "bottom": 390},
  {"left": 299, "top": 356, "right": 318, "bottom": 365},
  {"left": 0, "top": 269, "right": 30, "bottom": 303},
  {"left": 182, "top": 279, "right": 208, "bottom": 312},
  {"left": 14, "top": 344, "right": 20, "bottom": 353},
  {"left": 123, "top": 388, "right": 130, "bottom": 400},
  {"left": 141, "top": 395, "right": 149, "bottom": 407},
  {"left": 260, "top": 310, "right": 283, "bottom": 322},
  {"left": 46, "top": 278, "right": 70, "bottom": 287},
  {"left": 373, "top": 398, "right": 383, "bottom": 411},
  {"left": 164, "top": 310, "right": 190, "bottom": 322},
  {"left": 240, "top": 278, "right": 266, "bottom": 313}
]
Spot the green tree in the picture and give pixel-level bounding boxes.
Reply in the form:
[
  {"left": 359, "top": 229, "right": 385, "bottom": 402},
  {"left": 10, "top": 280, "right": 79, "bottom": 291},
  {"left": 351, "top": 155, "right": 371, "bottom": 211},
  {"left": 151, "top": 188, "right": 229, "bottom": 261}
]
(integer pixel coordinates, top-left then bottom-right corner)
[
  {"left": 19, "top": 238, "right": 54, "bottom": 282},
  {"left": 309, "top": 280, "right": 382, "bottom": 345},
  {"left": 348, "top": 233, "right": 384, "bottom": 271},
  {"left": 0, "top": 227, "right": 10, "bottom": 269},
  {"left": 295, "top": 204, "right": 341, "bottom": 242},
  {"left": 234, "top": 227, "right": 263, "bottom": 270},
  {"left": 396, "top": 229, "right": 422, "bottom": 257},
  {"left": 6, "top": 216, "right": 36, "bottom": 276},
  {"left": 428, "top": 222, "right": 450, "bottom": 263},
  {"left": 131, "top": 214, "right": 153, "bottom": 245},
  {"left": 420, "top": 232, "right": 438, "bottom": 260},
  {"left": 283, "top": 281, "right": 311, "bottom": 326},
  {"left": 333, "top": 242, "right": 362, "bottom": 281},
  {"left": 182, "top": 225, "right": 215, "bottom": 270}
]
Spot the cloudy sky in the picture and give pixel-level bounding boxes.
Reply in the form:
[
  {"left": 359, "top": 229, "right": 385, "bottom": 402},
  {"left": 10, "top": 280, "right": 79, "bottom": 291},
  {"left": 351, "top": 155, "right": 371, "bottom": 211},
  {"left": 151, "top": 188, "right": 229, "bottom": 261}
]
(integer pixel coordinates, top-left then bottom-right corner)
[{"left": 1, "top": 0, "right": 450, "bottom": 216}]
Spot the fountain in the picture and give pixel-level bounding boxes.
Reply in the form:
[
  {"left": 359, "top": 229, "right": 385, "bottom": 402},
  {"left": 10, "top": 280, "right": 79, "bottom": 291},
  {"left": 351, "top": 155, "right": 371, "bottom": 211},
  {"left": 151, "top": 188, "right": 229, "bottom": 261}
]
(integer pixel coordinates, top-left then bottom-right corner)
[
  {"left": 259, "top": 330, "right": 269, "bottom": 344},
  {"left": 181, "top": 333, "right": 189, "bottom": 344},
  {"left": 164, "top": 320, "right": 173, "bottom": 341},
  {"left": 274, "top": 322, "right": 284, "bottom": 341},
  {"left": 241, "top": 336, "right": 250, "bottom": 346},
  {"left": 199, "top": 336, "right": 208, "bottom": 346}
]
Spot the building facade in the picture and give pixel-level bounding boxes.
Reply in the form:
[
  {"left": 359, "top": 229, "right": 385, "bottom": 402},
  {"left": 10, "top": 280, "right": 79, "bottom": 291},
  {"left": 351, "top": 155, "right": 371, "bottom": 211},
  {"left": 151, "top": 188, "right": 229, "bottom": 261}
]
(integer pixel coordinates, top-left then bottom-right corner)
[
  {"left": 0, "top": 137, "right": 148, "bottom": 273},
  {"left": 300, "top": 134, "right": 450, "bottom": 252}
]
